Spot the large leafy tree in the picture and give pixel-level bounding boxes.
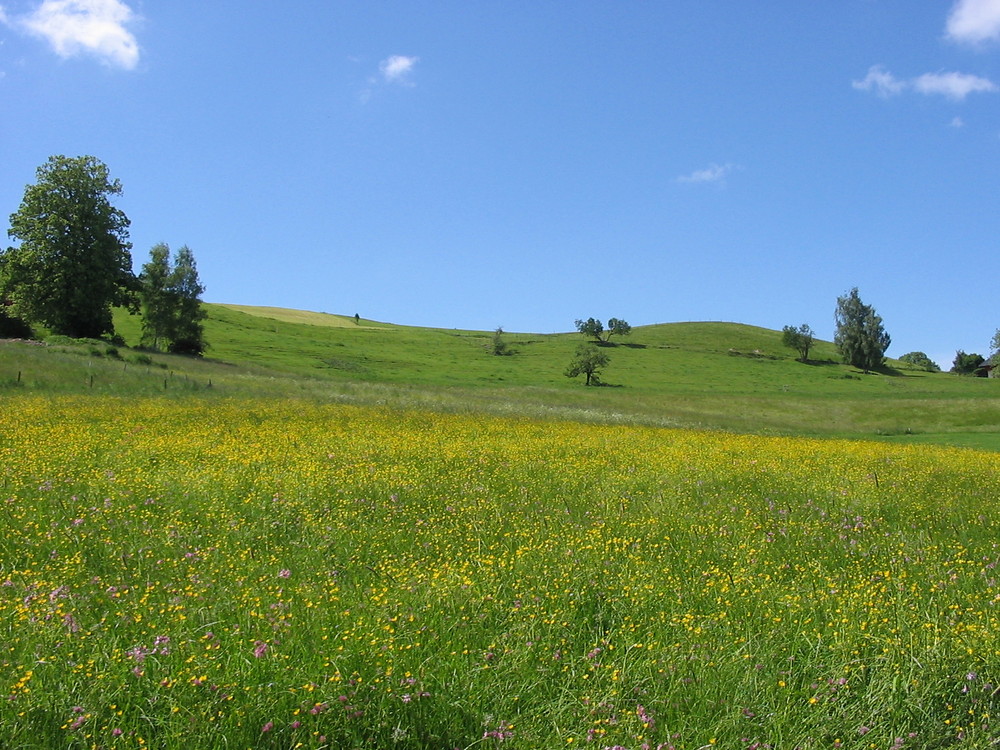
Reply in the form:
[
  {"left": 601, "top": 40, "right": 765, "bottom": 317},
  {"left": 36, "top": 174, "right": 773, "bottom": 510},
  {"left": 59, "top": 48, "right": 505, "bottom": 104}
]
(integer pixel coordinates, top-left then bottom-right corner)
[
  {"left": 139, "top": 243, "right": 207, "bottom": 354},
  {"left": 2, "top": 155, "right": 136, "bottom": 338},
  {"left": 833, "top": 288, "right": 890, "bottom": 373}
]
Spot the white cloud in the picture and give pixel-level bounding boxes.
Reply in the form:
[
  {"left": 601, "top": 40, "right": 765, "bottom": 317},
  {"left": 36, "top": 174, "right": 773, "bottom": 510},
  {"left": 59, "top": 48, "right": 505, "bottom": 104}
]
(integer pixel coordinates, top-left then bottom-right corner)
[
  {"left": 19, "top": 0, "right": 139, "bottom": 69},
  {"left": 951, "top": 116, "right": 966, "bottom": 127},
  {"left": 852, "top": 65, "right": 905, "bottom": 97},
  {"left": 379, "top": 54, "right": 418, "bottom": 84},
  {"left": 0, "top": 7, "right": 9, "bottom": 26},
  {"left": 854, "top": 65, "right": 998, "bottom": 101},
  {"left": 913, "top": 71, "right": 999, "bottom": 99},
  {"left": 677, "top": 163, "right": 735, "bottom": 184},
  {"left": 947, "top": 0, "right": 1000, "bottom": 44}
]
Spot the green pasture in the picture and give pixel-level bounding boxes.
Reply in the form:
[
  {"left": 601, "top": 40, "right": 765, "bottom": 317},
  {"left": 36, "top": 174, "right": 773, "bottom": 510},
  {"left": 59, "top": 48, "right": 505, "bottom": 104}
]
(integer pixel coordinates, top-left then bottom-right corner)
[
  {"left": 0, "top": 303, "right": 994, "bottom": 448},
  {"left": 2, "top": 398, "right": 1000, "bottom": 749}
]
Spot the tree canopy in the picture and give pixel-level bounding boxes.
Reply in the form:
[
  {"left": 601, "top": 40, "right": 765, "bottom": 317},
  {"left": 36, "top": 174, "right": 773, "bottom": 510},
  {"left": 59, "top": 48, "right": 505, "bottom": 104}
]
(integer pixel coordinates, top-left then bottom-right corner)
[
  {"left": 606, "top": 317, "right": 632, "bottom": 341},
  {"left": 575, "top": 317, "right": 632, "bottom": 343},
  {"left": 575, "top": 317, "right": 604, "bottom": 342},
  {"left": 2, "top": 155, "right": 136, "bottom": 338},
  {"left": 139, "top": 243, "right": 173, "bottom": 351},
  {"left": 898, "top": 351, "right": 940, "bottom": 372},
  {"left": 781, "top": 323, "right": 815, "bottom": 363},
  {"left": 140, "top": 243, "right": 207, "bottom": 355},
  {"left": 833, "top": 288, "right": 890, "bottom": 373},
  {"left": 565, "top": 343, "right": 610, "bottom": 386},
  {"left": 951, "top": 350, "right": 985, "bottom": 376}
]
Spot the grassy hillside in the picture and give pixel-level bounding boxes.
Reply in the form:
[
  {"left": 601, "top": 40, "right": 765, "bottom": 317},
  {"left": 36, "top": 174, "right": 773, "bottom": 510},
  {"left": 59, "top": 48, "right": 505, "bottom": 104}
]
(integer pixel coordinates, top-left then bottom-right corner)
[{"left": 2, "top": 303, "right": 997, "bottom": 449}]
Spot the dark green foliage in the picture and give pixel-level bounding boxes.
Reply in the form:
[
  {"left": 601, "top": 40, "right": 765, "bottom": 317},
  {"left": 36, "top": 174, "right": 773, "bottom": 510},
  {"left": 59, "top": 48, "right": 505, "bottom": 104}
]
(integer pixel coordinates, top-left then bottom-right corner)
[
  {"left": 781, "top": 323, "right": 815, "bottom": 363},
  {"left": 951, "top": 350, "right": 985, "bottom": 376},
  {"left": 166, "top": 246, "right": 207, "bottom": 355},
  {"left": 833, "top": 288, "right": 890, "bottom": 373},
  {"left": 3, "top": 155, "right": 136, "bottom": 338},
  {"left": 565, "top": 343, "right": 610, "bottom": 385},
  {"left": 0, "top": 308, "right": 33, "bottom": 338},
  {"left": 139, "top": 244, "right": 207, "bottom": 355},
  {"left": 139, "top": 243, "right": 173, "bottom": 350},
  {"left": 606, "top": 317, "right": 632, "bottom": 341},
  {"left": 576, "top": 317, "right": 631, "bottom": 343},
  {"left": 575, "top": 317, "right": 604, "bottom": 342},
  {"left": 899, "top": 352, "right": 940, "bottom": 372}
]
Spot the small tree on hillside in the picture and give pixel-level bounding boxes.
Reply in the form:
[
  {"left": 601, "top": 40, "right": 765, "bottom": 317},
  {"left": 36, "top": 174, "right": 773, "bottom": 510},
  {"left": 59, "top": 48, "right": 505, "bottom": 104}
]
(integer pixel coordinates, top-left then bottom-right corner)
[
  {"left": 565, "top": 344, "right": 610, "bottom": 386},
  {"left": 606, "top": 317, "right": 632, "bottom": 342},
  {"left": 575, "top": 317, "right": 604, "bottom": 342},
  {"left": 781, "top": 323, "right": 815, "bottom": 363},
  {"left": 834, "top": 288, "right": 890, "bottom": 373},
  {"left": 490, "top": 326, "right": 510, "bottom": 356},
  {"left": 991, "top": 329, "right": 1000, "bottom": 366}
]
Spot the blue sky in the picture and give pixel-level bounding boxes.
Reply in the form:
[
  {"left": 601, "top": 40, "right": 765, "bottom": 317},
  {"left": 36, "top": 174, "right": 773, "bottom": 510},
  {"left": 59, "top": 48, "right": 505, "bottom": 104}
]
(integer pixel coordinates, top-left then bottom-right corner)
[{"left": 2, "top": 1, "right": 1000, "bottom": 369}]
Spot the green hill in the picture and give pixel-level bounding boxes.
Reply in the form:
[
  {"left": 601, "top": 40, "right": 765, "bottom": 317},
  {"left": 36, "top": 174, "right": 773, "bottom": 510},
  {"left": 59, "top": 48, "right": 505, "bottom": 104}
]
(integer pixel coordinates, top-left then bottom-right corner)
[{"left": 1, "top": 303, "right": 997, "bottom": 450}]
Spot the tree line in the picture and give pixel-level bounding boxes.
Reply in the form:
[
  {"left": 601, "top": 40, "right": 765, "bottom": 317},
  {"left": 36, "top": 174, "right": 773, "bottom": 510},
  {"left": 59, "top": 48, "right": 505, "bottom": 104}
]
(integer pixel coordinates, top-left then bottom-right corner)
[
  {"left": 0, "top": 155, "right": 206, "bottom": 354},
  {"left": 566, "top": 290, "right": 896, "bottom": 388},
  {"left": 785, "top": 287, "right": 999, "bottom": 376},
  {"left": 567, "top": 288, "right": 999, "bottom": 388}
]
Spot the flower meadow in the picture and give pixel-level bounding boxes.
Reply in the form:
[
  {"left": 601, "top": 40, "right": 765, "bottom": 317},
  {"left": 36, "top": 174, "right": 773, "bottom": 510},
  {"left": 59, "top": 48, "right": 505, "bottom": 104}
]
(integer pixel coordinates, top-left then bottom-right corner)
[{"left": 2, "top": 396, "right": 1000, "bottom": 749}]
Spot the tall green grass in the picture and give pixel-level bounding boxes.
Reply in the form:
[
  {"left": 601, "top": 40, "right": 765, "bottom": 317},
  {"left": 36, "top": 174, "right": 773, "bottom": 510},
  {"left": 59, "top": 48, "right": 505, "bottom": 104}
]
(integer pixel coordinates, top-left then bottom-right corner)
[{"left": 1, "top": 397, "right": 999, "bottom": 748}]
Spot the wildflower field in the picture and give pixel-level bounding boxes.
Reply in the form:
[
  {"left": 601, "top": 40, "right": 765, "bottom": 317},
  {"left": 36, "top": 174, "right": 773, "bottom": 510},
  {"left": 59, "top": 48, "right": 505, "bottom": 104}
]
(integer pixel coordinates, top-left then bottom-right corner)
[{"left": 2, "top": 396, "right": 1000, "bottom": 749}]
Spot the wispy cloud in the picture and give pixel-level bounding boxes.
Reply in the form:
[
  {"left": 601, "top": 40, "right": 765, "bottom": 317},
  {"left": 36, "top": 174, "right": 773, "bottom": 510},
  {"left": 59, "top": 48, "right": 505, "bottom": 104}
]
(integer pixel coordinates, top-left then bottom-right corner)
[
  {"left": 853, "top": 65, "right": 998, "bottom": 101},
  {"left": 15, "top": 0, "right": 139, "bottom": 69},
  {"left": 913, "top": 71, "right": 998, "bottom": 99},
  {"left": 360, "top": 54, "right": 419, "bottom": 103},
  {"left": 677, "top": 163, "right": 736, "bottom": 185},
  {"left": 851, "top": 65, "right": 906, "bottom": 97},
  {"left": 379, "top": 54, "right": 418, "bottom": 84},
  {"left": 951, "top": 116, "right": 966, "bottom": 128},
  {"left": 947, "top": 0, "right": 1000, "bottom": 45}
]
